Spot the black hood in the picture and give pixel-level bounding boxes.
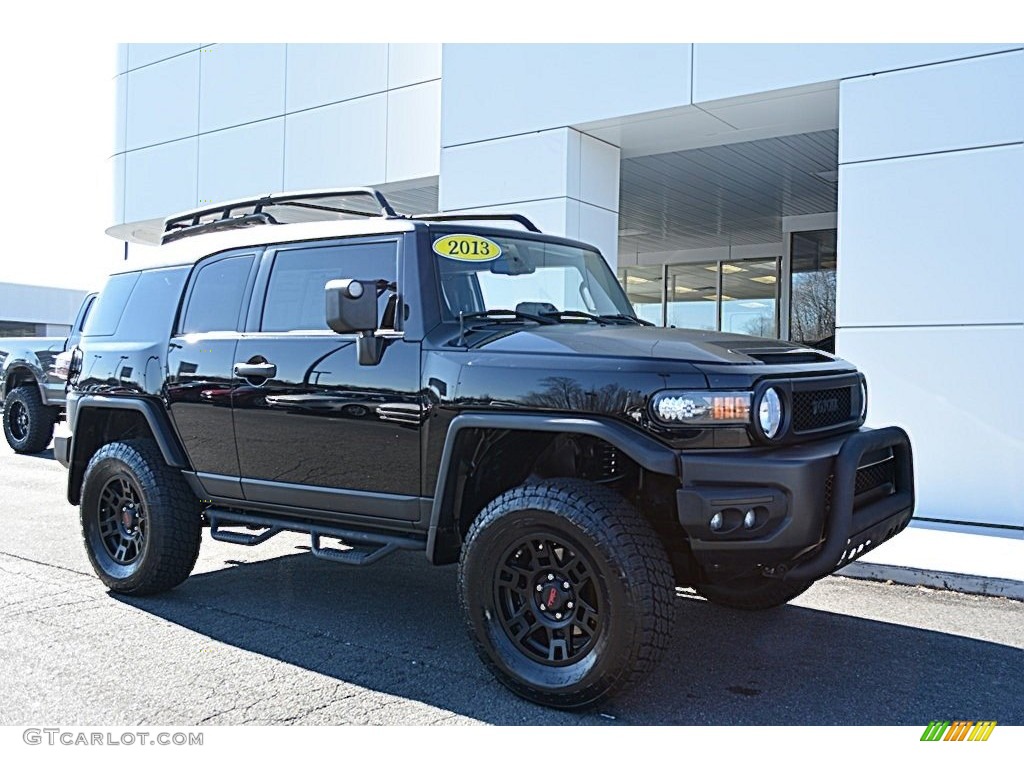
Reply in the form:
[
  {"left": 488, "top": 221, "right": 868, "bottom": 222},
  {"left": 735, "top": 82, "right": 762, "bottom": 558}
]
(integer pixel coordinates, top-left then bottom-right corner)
[{"left": 458, "top": 324, "right": 838, "bottom": 366}]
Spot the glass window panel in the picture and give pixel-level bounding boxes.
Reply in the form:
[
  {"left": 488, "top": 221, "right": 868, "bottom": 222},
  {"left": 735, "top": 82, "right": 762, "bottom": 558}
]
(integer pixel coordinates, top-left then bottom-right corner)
[
  {"left": 790, "top": 229, "right": 837, "bottom": 351},
  {"left": 617, "top": 266, "right": 664, "bottom": 326},
  {"left": 666, "top": 262, "right": 718, "bottom": 330},
  {"left": 262, "top": 242, "right": 398, "bottom": 333},
  {"left": 181, "top": 256, "right": 254, "bottom": 334},
  {"left": 720, "top": 258, "right": 778, "bottom": 338}
]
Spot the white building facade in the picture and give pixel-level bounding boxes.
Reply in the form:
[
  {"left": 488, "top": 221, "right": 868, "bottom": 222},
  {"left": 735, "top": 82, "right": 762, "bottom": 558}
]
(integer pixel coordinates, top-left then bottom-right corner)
[{"left": 112, "top": 43, "right": 1023, "bottom": 537}]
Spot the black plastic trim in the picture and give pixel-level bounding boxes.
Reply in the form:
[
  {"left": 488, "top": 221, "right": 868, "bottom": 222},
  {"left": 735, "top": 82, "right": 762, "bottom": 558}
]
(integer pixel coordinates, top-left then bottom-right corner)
[
  {"left": 72, "top": 395, "right": 189, "bottom": 468},
  {"left": 425, "top": 412, "right": 679, "bottom": 561},
  {"left": 241, "top": 477, "right": 428, "bottom": 523}
]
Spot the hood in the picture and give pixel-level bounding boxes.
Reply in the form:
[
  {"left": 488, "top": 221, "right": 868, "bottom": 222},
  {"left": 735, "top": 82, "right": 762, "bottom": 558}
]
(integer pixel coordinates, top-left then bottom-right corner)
[{"left": 460, "top": 324, "right": 837, "bottom": 366}]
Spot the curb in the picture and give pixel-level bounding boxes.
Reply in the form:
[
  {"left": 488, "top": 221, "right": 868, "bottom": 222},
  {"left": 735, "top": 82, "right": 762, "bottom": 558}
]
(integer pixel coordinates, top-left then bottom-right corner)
[{"left": 837, "top": 561, "right": 1024, "bottom": 601}]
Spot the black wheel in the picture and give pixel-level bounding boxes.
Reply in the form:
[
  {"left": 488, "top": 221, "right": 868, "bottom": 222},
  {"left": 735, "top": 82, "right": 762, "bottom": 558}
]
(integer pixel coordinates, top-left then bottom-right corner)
[
  {"left": 80, "top": 439, "right": 201, "bottom": 595},
  {"left": 695, "top": 574, "right": 814, "bottom": 610},
  {"left": 341, "top": 404, "right": 370, "bottom": 418},
  {"left": 3, "top": 385, "right": 58, "bottom": 453},
  {"left": 459, "top": 478, "right": 674, "bottom": 709}
]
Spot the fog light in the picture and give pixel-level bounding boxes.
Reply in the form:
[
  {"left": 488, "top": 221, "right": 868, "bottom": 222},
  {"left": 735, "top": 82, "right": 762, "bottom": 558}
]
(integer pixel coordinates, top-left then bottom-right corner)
[
  {"left": 709, "top": 512, "right": 723, "bottom": 531},
  {"left": 743, "top": 510, "right": 756, "bottom": 529}
]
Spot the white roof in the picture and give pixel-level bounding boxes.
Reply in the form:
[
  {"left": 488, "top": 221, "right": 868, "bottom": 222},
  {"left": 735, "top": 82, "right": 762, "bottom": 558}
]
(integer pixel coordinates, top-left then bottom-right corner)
[{"left": 109, "top": 218, "right": 419, "bottom": 275}]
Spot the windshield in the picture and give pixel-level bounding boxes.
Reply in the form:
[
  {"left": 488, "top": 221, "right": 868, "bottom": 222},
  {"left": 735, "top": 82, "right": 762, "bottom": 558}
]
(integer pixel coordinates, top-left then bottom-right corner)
[{"left": 433, "top": 232, "right": 635, "bottom": 321}]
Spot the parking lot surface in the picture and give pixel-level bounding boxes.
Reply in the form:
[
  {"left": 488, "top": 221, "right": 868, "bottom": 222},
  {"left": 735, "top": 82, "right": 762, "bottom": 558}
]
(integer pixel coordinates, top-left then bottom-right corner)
[{"left": 1, "top": 441, "right": 1021, "bottom": 725}]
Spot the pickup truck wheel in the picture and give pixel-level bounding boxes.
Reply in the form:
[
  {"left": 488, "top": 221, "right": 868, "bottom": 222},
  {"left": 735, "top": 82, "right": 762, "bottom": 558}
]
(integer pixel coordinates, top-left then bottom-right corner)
[
  {"left": 459, "top": 479, "right": 674, "bottom": 709},
  {"left": 695, "top": 575, "right": 814, "bottom": 610},
  {"left": 80, "top": 439, "right": 201, "bottom": 596},
  {"left": 3, "top": 385, "right": 58, "bottom": 454}
]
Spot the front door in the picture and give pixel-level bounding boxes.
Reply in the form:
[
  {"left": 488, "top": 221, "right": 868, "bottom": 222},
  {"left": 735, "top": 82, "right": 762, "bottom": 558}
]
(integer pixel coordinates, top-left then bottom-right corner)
[{"left": 231, "top": 238, "right": 423, "bottom": 524}]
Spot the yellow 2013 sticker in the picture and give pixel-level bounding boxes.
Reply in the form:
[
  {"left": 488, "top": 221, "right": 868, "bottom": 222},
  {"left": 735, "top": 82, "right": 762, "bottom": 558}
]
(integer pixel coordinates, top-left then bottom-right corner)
[{"left": 433, "top": 234, "right": 502, "bottom": 262}]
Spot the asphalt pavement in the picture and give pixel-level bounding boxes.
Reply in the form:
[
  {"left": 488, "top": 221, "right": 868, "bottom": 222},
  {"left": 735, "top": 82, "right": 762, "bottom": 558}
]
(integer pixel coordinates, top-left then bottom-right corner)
[{"left": 1, "top": 440, "right": 1021, "bottom": 726}]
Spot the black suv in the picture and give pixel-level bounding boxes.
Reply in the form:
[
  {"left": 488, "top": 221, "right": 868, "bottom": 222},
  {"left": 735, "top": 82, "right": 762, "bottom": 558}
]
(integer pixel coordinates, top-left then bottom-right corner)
[{"left": 57, "top": 188, "right": 914, "bottom": 709}]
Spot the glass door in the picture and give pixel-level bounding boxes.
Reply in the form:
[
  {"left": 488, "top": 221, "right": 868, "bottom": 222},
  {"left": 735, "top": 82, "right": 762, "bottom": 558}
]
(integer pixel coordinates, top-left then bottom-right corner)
[
  {"left": 719, "top": 258, "right": 779, "bottom": 338},
  {"left": 789, "top": 229, "right": 837, "bottom": 352}
]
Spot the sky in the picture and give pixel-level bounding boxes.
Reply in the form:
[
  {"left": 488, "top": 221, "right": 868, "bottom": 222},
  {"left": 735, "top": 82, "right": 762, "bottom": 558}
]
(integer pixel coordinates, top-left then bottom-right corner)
[{"left": 0, "top": 1, "right": 1012, "bottom": 295}]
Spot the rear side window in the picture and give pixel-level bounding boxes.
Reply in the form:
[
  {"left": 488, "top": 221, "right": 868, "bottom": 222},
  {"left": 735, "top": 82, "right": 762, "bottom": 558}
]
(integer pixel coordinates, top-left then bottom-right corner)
[
  {"left": 261, "top": 241, "right": 398, "bottom": 332},
  {"left": 84, "top": 268, "right": 190, "bottom": 339},
  {"left": 83, "top": 272, "right": 140, "bottom": 337},
  {"left": 77, "top": 295, "right": 97, "bottom": 331},
  {"left": 180, "top": 255, "right": 255, "bottom": 334}
]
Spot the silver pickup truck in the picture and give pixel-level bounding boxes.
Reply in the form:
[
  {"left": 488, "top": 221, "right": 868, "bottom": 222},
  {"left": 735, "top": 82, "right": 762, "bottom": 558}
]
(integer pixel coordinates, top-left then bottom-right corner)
[{"left": 1, "top": 294, "right": 96, "bottom": 453}]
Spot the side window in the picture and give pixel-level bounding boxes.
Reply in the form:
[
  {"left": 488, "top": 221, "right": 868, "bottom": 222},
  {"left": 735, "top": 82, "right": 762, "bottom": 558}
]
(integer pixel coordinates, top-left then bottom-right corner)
[
  {"left": 83, "top": 272, "right": 140, "bottom": 337},
  {"left": 261, "top": 241, "right": 398, "bottom": 333},
  {"left": 77, "top": 295, "right": 97, "bottom": 331},
  {"left": 180, "top": 255, "right": 255, "bottom": 334}
]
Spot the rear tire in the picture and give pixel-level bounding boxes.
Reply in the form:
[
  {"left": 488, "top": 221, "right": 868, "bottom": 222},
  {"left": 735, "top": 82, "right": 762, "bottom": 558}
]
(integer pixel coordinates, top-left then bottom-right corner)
[
  {"left": 459, "top": 478, "right": 674, "bottom": 709},
  {"left": 3, "top": 385, "right": 58, "bottom": 453},
  {"left": 80, "top": 439, "right": 201, "bottom": 595},
  {"left": 695, "top": 575, "right": 814, "bottom": 610}
]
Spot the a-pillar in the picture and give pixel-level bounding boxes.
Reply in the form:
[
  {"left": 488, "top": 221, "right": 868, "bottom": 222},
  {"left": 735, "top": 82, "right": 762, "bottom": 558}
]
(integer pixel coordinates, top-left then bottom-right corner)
[{"left": 439, "top": 128, "right": 621, "bottom": 269}]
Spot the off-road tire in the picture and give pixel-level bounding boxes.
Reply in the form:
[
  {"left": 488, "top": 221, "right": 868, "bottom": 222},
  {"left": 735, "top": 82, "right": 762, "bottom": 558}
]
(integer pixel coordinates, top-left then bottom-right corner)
[
  {"left": 459, "top": 478, "right": 674, "bottom": 709},
  {"left": 80, "top": 439, "right": 201, "bottom": 595},
  {"left": 695, "top": 575, "right": 814, "bottom": 610},
  {"left": 3, "top": 385, "right": 58, "bottom": 453}
]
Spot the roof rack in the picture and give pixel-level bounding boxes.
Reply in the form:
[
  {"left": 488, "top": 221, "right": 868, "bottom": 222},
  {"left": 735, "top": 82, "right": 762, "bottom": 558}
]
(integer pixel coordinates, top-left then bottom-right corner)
[
  {"left": 410, "top": 212, "right": 542, "bottom": 233},
  {"left": 161, "top": 188, "right": 400, "bottom": 244},
  {"left": 105, "top": 187, "right": 544, "bottom": 245}
]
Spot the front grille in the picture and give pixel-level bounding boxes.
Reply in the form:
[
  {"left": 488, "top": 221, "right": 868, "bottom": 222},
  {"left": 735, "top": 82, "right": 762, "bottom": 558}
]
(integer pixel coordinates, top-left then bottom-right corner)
[{"left": 792, "top": 386, "right": 854, "bottom": 433}]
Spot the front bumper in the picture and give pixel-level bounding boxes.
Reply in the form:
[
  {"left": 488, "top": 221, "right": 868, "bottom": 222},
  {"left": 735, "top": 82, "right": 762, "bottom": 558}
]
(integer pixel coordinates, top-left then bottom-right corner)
[{"left": 676, "top": 426, "right": 914, "bottom": 582}]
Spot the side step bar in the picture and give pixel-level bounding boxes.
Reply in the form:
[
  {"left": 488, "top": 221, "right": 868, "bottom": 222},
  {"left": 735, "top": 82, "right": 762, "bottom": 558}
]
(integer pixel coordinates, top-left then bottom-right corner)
[{"left": 205, "top": 507, "right": 425, "bottom": 566}]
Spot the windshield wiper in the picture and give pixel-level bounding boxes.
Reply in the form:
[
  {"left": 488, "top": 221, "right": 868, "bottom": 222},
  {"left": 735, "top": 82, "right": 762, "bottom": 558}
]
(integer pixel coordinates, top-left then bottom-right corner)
[
  {"left": 597, "top": 313, "right": 654, "bottom": 326},
  {"left": 458, "top": 309, "right": 557, "bottom": 345},
  {"left": 540, "top": 309, "right": 612, "bottom": 325}
]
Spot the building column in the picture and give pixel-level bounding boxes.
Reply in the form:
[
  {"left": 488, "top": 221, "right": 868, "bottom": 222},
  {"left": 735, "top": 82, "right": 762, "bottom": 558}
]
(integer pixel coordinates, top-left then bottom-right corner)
[
  {"left": 835, "top": 50, "right": 1023, "bottom": 531},
  {"left": 439, "top": 128, "right": 621, "bottom": 269}
]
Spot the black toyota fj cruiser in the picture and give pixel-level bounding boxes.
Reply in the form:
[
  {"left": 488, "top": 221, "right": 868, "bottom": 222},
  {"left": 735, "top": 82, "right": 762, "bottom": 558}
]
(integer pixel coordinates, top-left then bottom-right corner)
[{"left": 56, "top": 188, "right": 914, "bottom": 709}]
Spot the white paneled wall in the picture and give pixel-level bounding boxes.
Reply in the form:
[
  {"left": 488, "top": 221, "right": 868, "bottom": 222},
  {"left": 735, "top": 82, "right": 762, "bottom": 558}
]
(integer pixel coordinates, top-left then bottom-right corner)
[
  {"left": 439, "top": 128, "right": 621, "bottom": 266},
  {"left": 440, "top": 44, "right": 693, "bottom": 148},
  {"left": 285, "top": 44, "right": 388, "bottom": 113},
  {"left": 838, "top": 145, "right": 1022, "bottom": 327},
  {"left": 836, "top": 53, "right": 1024, "bottom": 530},
  {"left": 840, "top": 326, "right": 1024, "bottom": 528},
  {"left": 692, "top": 44, "right": 1017, "bottom": 103},
  {"left": 123, "top": 138, "right": 197, "bottom": 222},
  {"left": 386, "top": 81, "right": 442, "bottom": 182},
  {"left": 126, "top": 44, "right": 200, "bottom": 71},
  {"left": 116, "top": 43, "right": 441, "bottom": 224},
  {"left": 839, "top": 50, "right": 1023, "bottom": 163},
  {"left": 198, "top": 119, "right": 285, "bottom": 204},
  {"left": 199, "top": 44, "right": 286, "bottom": 133},
  {"left": 284, "top": 95, "right": 388, "bottom": 190},
  {"left": 125, "top": 53, "right": 199, "bottom": 151}
]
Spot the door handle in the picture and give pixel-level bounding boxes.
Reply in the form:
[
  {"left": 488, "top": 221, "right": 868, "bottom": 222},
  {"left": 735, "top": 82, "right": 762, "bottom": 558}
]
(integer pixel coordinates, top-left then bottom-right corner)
[{"left": 234, "top": 362, "right": 277, "bottom": 378}]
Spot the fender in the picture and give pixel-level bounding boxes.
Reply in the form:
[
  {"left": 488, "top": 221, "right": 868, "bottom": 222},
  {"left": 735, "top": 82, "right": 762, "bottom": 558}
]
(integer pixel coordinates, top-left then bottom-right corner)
[
  {"left": 70, "top": 394, "right": 189, "bottom": 467},
  {"left": 1, "top": 358, "right": 48, "bottom": 403},
  {"left": 425, "top": 412, "right": 679, "bottom": 562},
  {"left": 65, "top": 395, "right": 190, "bottom": 504}
]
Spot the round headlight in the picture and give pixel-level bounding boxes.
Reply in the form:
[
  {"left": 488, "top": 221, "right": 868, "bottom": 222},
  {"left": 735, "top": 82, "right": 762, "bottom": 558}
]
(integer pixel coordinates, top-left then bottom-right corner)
[{"left": 758, "top": 387, "right": 783, "bottom": 438}]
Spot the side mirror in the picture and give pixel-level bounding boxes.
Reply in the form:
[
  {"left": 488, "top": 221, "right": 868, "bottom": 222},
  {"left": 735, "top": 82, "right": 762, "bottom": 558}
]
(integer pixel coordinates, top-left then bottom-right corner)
[
  {"left": 325, "top": 279, "right": 385, "bottom": 366},
  {"left": 325, "top": 279, "right": 378, "bottom": 334}
]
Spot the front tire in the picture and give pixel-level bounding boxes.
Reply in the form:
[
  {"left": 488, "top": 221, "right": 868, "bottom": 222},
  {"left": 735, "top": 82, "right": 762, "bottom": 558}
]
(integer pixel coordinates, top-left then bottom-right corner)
[
  {"left": 459, "top": 479, "right": 674, "bottom": 709},
  {"left": 695, "top": 574, "right": 814, "bottom": 610},
  {"left": 3, "top": 385, "right": 58, "bottom": 453},
  {"left": 80, "top": 439, "right": 201, "bottom": 595}
]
